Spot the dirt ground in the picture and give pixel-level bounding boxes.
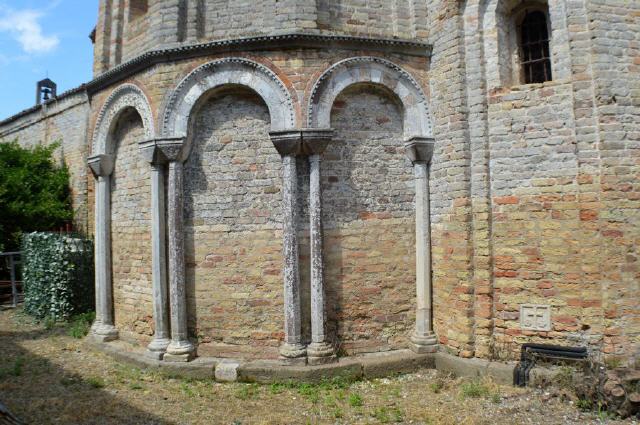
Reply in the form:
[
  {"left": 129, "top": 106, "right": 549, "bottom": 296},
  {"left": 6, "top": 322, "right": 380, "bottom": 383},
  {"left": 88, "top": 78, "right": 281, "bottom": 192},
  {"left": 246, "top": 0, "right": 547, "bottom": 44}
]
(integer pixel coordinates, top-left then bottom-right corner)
[{"left": 0, "top": 307, "right": 637, "bottom": 425}]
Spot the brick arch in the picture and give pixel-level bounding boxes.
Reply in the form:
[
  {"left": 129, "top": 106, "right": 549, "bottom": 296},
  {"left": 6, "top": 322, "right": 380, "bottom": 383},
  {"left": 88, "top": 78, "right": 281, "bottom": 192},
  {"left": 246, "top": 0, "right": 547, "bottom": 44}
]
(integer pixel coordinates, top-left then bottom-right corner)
[
  {"left": 160, "top": 58, "right": 296, "bottom": 143},
  {"left": 92, "top": 83, "right": 154, "bottom": 155},
  {"left": 308, "top": 57, "right": 433, "bottom": 139}
]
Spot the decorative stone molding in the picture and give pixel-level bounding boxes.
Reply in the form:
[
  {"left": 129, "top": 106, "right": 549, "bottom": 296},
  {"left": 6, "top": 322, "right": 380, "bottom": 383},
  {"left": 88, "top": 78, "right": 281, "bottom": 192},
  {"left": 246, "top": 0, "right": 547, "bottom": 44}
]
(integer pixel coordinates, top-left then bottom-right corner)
[
  {"left": 87, "top": 154, "right": 115, "bottom": 177},
  {"left": 269, "top": 130, "right": 303, "bottom": 156},
  {"left": 91, "top": 83, "right": 154, "bottom": 155},
  {"left": 308, "top": 57, "right": 433, "bottom": 139},
  {"left": 161, "top": 58, "right": 296, "bottom": 152},
  {"left": 301, "top": 128, "right": 334, "bottom": 156},
  {"left": 404, "top": 137, "right": 435, "bottom": 164}
]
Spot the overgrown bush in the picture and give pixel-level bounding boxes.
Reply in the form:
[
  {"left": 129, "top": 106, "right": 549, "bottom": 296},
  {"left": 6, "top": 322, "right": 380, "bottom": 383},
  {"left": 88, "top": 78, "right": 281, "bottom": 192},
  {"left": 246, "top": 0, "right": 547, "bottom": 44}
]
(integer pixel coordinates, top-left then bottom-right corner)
[
  {"left": 0, "top": 140, "right": 72, "bottom": 251},
  {"left": 22, "top": 232, "right": 94, "bottom": 321}
]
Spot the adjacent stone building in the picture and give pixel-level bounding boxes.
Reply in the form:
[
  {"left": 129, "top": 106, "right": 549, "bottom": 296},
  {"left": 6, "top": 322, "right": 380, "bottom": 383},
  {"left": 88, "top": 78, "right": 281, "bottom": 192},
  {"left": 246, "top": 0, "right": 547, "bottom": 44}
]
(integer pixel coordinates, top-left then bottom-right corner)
[{"left": 1, "top": 0, "right": 638, "bottom": 366}]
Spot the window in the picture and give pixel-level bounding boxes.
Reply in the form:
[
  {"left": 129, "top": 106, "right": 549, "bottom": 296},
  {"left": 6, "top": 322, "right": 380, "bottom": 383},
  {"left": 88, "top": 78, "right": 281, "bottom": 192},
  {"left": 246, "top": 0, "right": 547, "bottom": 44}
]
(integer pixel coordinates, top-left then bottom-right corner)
[{"left": 518, "top": 9, "right": 552, "bottom": 84}]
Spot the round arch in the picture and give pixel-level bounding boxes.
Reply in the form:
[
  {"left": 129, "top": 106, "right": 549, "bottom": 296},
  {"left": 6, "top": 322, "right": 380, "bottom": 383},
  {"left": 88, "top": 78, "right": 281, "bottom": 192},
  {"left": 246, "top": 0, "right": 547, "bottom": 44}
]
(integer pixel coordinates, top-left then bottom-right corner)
[
  {"left": 308, "top": 57, "right": 433, "bottom": 138},
  {"left": 92, "top": 83, "right": 155, "bottom": 155},
  {"left": 160, "top": 58, "right": 296, "bottom": 143}
]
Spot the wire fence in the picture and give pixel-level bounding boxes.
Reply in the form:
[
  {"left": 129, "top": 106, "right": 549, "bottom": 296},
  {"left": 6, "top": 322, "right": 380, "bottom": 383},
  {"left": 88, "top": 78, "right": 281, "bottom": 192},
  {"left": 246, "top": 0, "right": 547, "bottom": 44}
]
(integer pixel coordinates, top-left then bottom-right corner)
[{"left": 0, "top": 251, "right": 22, "bottom": 307}]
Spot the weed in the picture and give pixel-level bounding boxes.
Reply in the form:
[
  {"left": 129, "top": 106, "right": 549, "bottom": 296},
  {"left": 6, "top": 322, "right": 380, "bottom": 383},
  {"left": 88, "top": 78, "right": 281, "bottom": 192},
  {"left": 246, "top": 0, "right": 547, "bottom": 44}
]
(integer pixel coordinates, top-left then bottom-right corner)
[
  {"left": 459, "top": 379, "right": 490, "bottom": 399},
  {"left": 348, "top": 393, "right": 363, "bottom": 407},
  {"left": 576, "top": 398, "right": 593, "bottom": 411},
  {"left": 553, "top": 366, "right": 575, "bottom": 389},
  {"left": 12, "top": 357, "right": 24, "bottom": 376},
  {"left": 87, "top": 376, "right": 105, "bottom": 389},
  {"left": 130, "top": 382, "right": 144, "bottom": 390},
  {"left": 181, "top": 382, "right": 195, "bottom": 397},
  {"left": 429, "top": 381, "right": 443, "bottom": 394},
  {"left": 0, "top": 357, "right": 25, "bottom": 379},
  {"left": 604, "top": 357, "right": 623, "bottom": 370},
  {"left": 269, "top": 382, "right": 286, "bottom": 394},
  {"left": 371, "top": 407, "right": 391, "bottom": 423},
  {"left": 234, "top": 384, "right": 258, "bottom": 400},
  {"left": 333, "top": 407, "right": 344, "bottom": 419},
  {"left": 60, "top": 377, "right": 80, "bottom": 386},
  {"left": 44, "top": 316, "right": 57, "bottom": 330},
  {"left": 67, "top": 312, "right": 95, "bottom": 338},
  {"left": 298, "top": 383, "right": 320, "bottom": 403},
  {"left": 491, "top": 392, "right": 501, "bottom": 404}
]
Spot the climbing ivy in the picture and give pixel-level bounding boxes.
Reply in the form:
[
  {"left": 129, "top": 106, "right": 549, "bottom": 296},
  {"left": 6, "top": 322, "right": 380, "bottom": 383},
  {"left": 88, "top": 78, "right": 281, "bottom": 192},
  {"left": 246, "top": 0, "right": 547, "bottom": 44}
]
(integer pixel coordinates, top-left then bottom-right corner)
[{"left": 22, "top": 232, "right": 94, "bottom": 321}]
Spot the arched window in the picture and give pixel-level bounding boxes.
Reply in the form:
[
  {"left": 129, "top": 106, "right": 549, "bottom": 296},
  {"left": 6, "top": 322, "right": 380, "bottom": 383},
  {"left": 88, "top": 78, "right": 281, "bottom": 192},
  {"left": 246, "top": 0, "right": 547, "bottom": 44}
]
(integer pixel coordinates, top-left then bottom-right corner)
[{"left": 518, "top": 9, "right": 552, "bottom": 84}]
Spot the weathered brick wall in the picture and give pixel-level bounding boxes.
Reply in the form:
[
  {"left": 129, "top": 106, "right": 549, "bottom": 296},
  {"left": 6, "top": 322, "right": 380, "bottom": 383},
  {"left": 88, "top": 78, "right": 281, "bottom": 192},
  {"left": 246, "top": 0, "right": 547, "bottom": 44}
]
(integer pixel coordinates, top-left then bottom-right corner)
[
  {"left": 110, "top": 109, "right": 153, "bottom": 343},
  {"left": 184, "top": 89, "right": 284, "bottom": 358},
  {"left": 322, "top": 85, "right": 415, "bottom": 354},
  {"left": 0, "top": 93, "right": 91, "bottom": 232},
  {"left": 588, "top": 0, "right": 640, "bottom": 363}
]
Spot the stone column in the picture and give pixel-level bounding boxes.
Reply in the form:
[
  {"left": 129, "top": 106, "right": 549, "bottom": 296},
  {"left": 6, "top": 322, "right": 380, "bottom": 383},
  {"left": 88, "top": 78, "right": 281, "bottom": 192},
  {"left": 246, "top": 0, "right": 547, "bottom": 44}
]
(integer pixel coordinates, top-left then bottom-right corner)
[
  {"left": 157, "top": 138, "right": 195, "bottom": 362},
  {"left": 139, "top": 140, "right": 171, "bottom": 359},
  {"left": 269, "top": 130, "right": 306, "bottom": 360},
  {"left": 88, "top": 154, "right": 119, "bottom": 342},
  {"left": 302, "top": 129, "right": 337, "bottom": 365},
  {"left": 404, "top": 137, "right": 438, "bottom": 353}
]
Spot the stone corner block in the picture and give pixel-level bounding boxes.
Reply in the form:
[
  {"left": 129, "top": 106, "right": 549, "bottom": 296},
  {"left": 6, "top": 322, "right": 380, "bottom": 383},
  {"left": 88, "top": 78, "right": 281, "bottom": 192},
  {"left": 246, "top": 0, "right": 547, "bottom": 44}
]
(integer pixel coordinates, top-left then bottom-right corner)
[
  {"left": 215, "top": 360, "right": 241, "bottom": 382},
  {"left": 87, "top": 154, "right": 114, "bottom": 177},
  {"left": 269, "top": 130, "right": 302, "bottom": 156},
  {"left": 404, "top": 136, "right": 435, "bottom": 164}
]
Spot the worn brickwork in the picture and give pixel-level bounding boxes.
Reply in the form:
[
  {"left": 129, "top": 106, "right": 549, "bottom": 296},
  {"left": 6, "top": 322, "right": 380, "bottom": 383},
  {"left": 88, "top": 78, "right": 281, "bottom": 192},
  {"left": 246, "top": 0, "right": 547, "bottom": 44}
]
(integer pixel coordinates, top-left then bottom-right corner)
[
  {"left": 110, "top": 109, "right": 153, "bottom": 343},
  {"left": 1, "top": 0, "right": 638, "bottom": 365}
]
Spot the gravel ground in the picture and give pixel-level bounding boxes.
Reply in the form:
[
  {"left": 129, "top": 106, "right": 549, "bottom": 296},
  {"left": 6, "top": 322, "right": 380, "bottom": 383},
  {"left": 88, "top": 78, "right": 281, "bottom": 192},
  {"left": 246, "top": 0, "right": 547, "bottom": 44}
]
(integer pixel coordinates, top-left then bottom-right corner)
[{"left": 0, "top": 307, "right": 638, "bottom": 425}]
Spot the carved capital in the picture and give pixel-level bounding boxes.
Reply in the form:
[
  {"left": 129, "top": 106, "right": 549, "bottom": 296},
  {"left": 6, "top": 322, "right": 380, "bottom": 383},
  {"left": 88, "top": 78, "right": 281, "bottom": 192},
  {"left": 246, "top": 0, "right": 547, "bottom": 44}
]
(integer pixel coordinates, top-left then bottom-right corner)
[
  {"left": 88, "top": 154, "right": 114, "bottom": 177},
  {"left": 269, "top": 130, "right": 302, "bottom": 156},
  {"left": 139, "top": 139, "right": 169, "bottom": 165},
  {"left": 404, "top": 137, "right": 435, "bottom": 165},
  {"left": 155, "top": 137, "right": 187, "bottom": 162},
  {"left": 301, "top": 128, "right": 334, "bottom": 155}
]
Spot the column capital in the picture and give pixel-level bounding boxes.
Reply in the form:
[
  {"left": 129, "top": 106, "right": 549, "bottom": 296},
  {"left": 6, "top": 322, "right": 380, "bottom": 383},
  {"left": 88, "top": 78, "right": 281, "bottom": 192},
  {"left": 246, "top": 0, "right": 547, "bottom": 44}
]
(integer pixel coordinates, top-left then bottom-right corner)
[
  {"left": 155, "top": 137, "right": 187, "bottom": 163},
  {"left": 269, "top": 130, "right": 302, "bottom": 156},
  {"left": 301, "top": 128, "right": 334, "bottom": 156},
  {"left": 139, "top": 139, "right": 168, "bottom": 165},
  {"left": 88, "top": 154, "right": 114, "bottom": 177},
  {"left": 404, "top": 137, "right": 435, "bottom": 165}
]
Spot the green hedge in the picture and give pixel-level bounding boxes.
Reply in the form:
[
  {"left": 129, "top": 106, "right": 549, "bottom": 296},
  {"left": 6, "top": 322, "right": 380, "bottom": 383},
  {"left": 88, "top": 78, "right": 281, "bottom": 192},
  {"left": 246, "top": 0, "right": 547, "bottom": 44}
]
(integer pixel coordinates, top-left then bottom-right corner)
[{"left": 22, "top": 232, "right": 94, "bottom": 321}]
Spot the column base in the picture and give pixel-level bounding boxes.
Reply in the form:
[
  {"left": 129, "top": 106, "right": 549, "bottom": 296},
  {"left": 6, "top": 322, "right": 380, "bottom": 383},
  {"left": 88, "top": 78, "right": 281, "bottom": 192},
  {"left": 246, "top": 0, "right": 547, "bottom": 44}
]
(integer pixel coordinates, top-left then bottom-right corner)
[
  {"left": 279, "top": 342, "right": 307, "bottom": 359},
  {"left": 91, "top": 323, "right": 119, "bottom": 342},
  {"left": 146, "top": 337, "right": 171, "bottom": 360},
  {"left": 410, "top": 333, "right": 438, "bottom": 354},
  {"left": 165, "top": 340, "right": 196, "bottom": 362},
  {"left": 307, "top": 342, "right": 337, "bottom": 365}
]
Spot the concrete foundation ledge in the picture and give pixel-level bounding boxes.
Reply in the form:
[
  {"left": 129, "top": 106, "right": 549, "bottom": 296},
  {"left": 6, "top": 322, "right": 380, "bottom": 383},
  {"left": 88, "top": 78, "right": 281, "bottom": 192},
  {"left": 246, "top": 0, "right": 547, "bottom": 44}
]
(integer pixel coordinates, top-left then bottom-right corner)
[
  {"left": 85, "top": 339, "right": 515, "bottom": 385},
  {"left": 84, "top": 338, "right": 436, "bottom": 383}
]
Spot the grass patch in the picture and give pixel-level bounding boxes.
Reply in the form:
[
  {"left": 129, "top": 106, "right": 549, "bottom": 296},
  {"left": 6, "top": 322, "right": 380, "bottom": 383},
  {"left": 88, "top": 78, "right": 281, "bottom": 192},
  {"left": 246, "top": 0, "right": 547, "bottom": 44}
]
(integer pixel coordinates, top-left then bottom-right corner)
[
  {"left": 371, "top": 406, "right": 403, "bottom": 423},
  {"left": 459, "top": 379, "right": 490, "bottom": 399},
  {"left": 348, "top": 393, "right": 363, "bottom": 407},
  {"left": 66, "top": 312, "right": 95, "bottom": 339},
  {"left": 235, "top": 383, "right": 259, "bottom": 400},
  {"left": 0, "top": 357, "right": 25, "bottom": 379},
  {"left": 87, "top": 376, "right": 105, "bottom": 389}
]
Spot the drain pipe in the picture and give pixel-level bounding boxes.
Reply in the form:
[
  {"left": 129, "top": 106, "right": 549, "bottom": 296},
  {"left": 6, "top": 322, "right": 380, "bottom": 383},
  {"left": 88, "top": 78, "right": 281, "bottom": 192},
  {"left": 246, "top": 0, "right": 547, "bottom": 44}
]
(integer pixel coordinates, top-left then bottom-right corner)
[{"left": 514, "top": 343, "right": 588, "bottom": 387}]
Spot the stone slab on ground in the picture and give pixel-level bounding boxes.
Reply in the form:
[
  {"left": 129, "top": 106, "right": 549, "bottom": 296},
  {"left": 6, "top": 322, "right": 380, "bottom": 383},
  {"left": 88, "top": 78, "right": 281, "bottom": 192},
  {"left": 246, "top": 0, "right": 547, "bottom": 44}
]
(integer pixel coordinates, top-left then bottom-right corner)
[{"left": 434, "top": 351, "right": 515, "bottom": 385}]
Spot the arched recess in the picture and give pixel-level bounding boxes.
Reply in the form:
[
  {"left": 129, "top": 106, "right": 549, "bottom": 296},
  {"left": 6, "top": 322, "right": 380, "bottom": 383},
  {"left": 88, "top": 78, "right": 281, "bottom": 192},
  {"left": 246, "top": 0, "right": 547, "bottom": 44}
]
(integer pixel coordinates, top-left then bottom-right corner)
[
  {"left": 92, "top": 83, "right": 155, "bottom": 155},
  {"left": 160, "top": 58, "right": 296, "bottom": 151},
  {"left": 308, "top": 57, "right": 433, "bottom": 139}
]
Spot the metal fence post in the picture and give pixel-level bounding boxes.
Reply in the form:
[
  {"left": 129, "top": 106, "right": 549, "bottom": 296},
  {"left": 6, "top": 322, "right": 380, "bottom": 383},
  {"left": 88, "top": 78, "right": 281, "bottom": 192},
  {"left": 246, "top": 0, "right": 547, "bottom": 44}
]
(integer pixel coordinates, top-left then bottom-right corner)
[{"left": 10, "top": 254, "right": 17, "bottom": 307}]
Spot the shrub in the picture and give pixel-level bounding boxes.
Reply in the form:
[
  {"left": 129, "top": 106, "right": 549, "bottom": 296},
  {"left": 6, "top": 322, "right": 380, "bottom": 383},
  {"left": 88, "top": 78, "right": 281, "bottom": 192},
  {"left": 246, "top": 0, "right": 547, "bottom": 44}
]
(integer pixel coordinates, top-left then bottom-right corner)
[
  {"left": 22, "top": 232, "right": 94, "bottom": 321},
  {"left": 0, "top": 140, "right": 72, "bottom": 251}
]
